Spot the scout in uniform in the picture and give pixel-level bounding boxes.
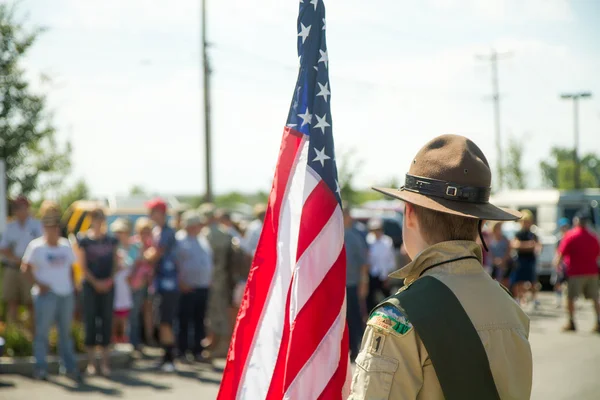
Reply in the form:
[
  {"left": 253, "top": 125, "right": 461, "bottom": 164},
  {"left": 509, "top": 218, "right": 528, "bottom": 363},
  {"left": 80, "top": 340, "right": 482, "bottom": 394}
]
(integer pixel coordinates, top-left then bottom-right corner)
[{"left": 349, "top": 134, "right": 533, "bottom": 400}]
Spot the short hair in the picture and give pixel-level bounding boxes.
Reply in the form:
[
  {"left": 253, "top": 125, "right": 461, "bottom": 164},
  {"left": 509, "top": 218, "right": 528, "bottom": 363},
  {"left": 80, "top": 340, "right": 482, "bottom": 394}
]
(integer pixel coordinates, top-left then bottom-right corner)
[
  {"left": 135, "top": 217, "right": 154, "bottom": 233},
  {"left": 39, "top": 201, "right": 62, "bottom": 226},
  {"left": 412, "top": 204, "right": 479, "bottom": 244},
  {"left": 89, "top": 207, "right": 106, "bottom": 221}
]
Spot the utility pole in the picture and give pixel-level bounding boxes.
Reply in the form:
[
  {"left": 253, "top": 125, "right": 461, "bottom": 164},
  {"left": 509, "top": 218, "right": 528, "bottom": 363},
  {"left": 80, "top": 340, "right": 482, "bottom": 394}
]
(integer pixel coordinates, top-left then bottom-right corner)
[
  {"left": 560, "top": 92, "right": 592, "bottom": 190},
  {"left": 202, "top": 0, "right": 213, "bottom": 203},
  {"left": 476, "top": 49, "right": 512, "bottom": 190}
]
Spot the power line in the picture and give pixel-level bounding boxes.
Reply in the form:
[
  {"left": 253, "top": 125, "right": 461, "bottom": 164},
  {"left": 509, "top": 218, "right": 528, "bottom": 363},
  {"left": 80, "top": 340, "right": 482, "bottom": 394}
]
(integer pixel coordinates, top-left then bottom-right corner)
[{"left": 476, "top": 49, "right": 512, "bottom": 190}]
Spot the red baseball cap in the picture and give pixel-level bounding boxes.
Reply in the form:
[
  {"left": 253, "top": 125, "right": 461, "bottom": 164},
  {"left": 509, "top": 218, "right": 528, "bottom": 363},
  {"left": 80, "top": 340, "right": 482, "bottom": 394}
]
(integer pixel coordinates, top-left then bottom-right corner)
[{"left": 146, "top": 198, "right": 168, "bottom": 213}]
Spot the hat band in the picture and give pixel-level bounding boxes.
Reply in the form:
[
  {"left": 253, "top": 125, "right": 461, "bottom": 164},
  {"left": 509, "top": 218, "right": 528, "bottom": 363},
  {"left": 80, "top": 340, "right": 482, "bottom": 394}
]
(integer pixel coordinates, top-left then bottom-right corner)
[{"left": 403, "top": 174, "right": 491, "bottom": 204}]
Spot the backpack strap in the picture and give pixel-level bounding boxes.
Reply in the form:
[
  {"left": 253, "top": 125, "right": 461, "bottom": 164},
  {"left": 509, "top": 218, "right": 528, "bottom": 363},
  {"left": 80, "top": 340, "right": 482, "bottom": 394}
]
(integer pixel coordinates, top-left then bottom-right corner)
[{"left": 376, "top": 276, "right": 501, "bottom": 400}]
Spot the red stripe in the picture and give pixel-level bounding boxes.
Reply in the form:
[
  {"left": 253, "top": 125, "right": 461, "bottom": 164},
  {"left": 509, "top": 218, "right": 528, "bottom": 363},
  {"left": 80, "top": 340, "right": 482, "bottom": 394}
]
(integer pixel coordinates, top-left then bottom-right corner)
[
  {"left": 283, "top": 249, "right": 346, "bottom": 391},
  {"left": 217, "top": 128, "right": 304, "bottom": 400},
  {"left": 317, "top": 324, "right": 350, "bottom": 400},
  {"left": 296, "top": 179, "right": 338, "bottom": 261}
]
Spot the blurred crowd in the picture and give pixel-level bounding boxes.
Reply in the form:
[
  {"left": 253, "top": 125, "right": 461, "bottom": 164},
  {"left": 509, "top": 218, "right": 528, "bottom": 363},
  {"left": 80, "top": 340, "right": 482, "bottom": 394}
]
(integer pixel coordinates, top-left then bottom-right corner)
[
  {"left": 1, "top": 195, "right": 598, "bottom": 381},
  {"left": 0, "top": 196, "right": 263, "bottom": 380}
]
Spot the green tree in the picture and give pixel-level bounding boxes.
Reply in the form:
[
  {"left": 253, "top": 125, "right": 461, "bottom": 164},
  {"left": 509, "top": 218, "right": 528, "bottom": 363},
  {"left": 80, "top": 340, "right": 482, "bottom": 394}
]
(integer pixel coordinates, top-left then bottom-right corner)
[
  {"left": 0, "top": 4, "right": 71, "bottom": 197},
  {"left": 502, "top": 136, "right": 526, "bottom": 190},
  {"left": 58, "top": 179, "right": 89, "bottom": 211},
  {"left": 540, "top": 147, "right": 598, "bottom": 189},
  {"left": 129, "top": 185, "right": 147, "bottom": 196}
]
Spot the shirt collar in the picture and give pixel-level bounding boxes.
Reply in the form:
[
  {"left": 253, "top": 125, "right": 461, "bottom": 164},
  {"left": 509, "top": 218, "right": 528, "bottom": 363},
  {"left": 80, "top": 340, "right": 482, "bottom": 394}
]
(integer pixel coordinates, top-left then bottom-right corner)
[{"left": 389, "top": 240, "right": 483, "bottom": 284}]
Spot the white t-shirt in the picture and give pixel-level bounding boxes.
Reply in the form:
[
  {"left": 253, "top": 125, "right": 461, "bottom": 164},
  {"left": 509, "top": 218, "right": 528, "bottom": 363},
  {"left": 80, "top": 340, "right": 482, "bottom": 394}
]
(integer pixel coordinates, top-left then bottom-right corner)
[
  {"left": 367, "top": 233, "right": 397, "bottom": 280},
  {"left": 0, "top": 217, "right": 43, "bottom": 263},
  {"left": 22, "top": 237, "right": 75, "bottom": 296},
  {"left": 114, "top": 247, "right": 134, "bottom": 311}
]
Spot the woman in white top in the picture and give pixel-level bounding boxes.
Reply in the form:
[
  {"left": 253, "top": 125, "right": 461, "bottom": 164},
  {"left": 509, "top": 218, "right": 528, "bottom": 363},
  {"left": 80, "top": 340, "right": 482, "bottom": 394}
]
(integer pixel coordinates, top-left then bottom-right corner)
[{"left": 21, "top": 201, "right": 80, "bottom": 381}]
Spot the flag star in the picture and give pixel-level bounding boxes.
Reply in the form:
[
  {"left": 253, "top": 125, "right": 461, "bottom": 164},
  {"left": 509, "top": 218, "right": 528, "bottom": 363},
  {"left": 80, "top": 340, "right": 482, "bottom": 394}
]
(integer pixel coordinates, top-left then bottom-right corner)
[
  {"left": 310, "top": 0, "right": 318, "bottom": 10},
  {"left": 298, "top": 23, "right": 311, "bottom": 44},
  {"left": 314, "top": 114, "right": 330, "bottom": 134},
  {"left": 287, "top": 123, "right": 297, "bottom": 128},
  {"left": 318, "top": 49, "right": 328, "bottom": 68},
  {"left": 316, "top": 81, "right": 330, "bottom": 102},
  {"left": 313, "top": 147, "right": 331, "bottom": 167},
  {"left": 297, "top": 108, "right": 313, "bottom": 127},
  {"left": 314, "top": 66, "right": 318, "bottom": 71},
  {"left": 322, "top": 18, "right": 326, "bottom": 30},
  {"left": 335, "top": 180, "right": 341, "bottom": 196}
]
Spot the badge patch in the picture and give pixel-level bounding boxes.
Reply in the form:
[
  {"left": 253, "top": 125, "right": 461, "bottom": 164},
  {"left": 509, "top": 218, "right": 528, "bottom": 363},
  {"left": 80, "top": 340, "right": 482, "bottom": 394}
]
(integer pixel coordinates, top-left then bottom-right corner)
[
  {"left": 368, "top": 305, "right": 413, "bottom": 336},
  {"left": 369, "top": 332, "right": 386, "bottom": 355}
]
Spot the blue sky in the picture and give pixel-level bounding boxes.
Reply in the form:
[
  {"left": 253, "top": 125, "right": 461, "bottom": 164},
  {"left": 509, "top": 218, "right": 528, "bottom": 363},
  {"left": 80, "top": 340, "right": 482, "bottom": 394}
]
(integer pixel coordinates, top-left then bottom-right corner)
[{"left": 21, "top": 0, "right": 600, "bottom": 196}]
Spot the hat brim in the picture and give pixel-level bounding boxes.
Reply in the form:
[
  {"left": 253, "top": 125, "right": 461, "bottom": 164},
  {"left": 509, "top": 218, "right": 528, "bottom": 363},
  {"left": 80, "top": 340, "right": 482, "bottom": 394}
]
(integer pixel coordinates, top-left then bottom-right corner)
[{"left": 373, "top": 187, "right": 521, "bottom": 221}]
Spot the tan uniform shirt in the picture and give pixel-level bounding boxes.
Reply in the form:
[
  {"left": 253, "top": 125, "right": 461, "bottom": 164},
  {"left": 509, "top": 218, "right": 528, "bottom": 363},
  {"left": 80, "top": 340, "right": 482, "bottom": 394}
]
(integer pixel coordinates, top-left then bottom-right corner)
[{"left": 349, "top": 241, "right": 532, "bottom": 400}]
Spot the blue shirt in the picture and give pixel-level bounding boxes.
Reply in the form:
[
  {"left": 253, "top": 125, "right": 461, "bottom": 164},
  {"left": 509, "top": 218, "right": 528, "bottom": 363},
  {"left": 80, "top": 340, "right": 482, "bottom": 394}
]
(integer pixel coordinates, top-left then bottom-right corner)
[
  {"left": 153, "top": 225, "right": 178, "bottom": 292},
  {"left": 77, "top": 233, "right": 119, "bottom": 280},
  {"left": 344, "top": 226, "right": 369, "bottom": 286}
]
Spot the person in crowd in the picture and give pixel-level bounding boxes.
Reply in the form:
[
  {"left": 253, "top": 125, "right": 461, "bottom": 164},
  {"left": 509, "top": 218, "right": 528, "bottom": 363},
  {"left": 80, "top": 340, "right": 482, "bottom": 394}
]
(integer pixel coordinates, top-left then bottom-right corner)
[
  {"left": 365, "top": 218, "right": 396, "bottom": 313},
  {"left": 77, "top": 208, "right": 119, "bottom": 376},
  {"left": 554, "top": 211, "right": 600, "bottom": 332},
  {"left": 0, "top": 196, "right": 42, "bottom": 325},
  {"left": 350, "top": 134, "right": 532, "bottom": 399},
  {"left": 217, "top": 210, "right": 242, "bottom": 238},
  {"left": 110, "top": 218, "right": 137, "bottom": 344},
  {"left": 146, "top": 198, "right": 179, "bottom": 372},
  {"left": 242, "top": 204, "right": 266, "bottom": 256},
  {"left": 489, "top": 221, "right": 512, "bottom": 288},
  {"left": 552, "top": 217, "right": 571, "bottom": 307},
  {"left": 21, "top": 201, "right": 80, "bottom": 381},
  {"left": 201, "top": 204, "right": 235, "bottom": 358},
  {"left": 511, "top": 209, "right": 540, "bottom": 308},
  {"left": 343, "top": 206, "right": 369, "bottom": 362},
  {"left": 175, "top": 211, "right": 213, "bottom": 362},
  {"left": 130, "top": 217, "right": 155, "bottom": 350}
]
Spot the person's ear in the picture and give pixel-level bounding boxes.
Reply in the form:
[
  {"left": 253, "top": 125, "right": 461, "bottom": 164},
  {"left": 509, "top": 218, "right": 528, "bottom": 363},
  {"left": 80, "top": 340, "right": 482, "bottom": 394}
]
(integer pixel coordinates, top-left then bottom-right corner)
[{"left": 405, "top": 203, "right": 418, "bottom": 230}]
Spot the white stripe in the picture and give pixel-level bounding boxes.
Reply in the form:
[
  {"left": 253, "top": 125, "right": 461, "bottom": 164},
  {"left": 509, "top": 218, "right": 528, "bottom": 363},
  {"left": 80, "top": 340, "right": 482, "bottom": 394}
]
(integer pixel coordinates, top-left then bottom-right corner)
[
  {"left": 239, "top": 137, "right": 310, "bottom": 400},
  {"left": 303, "top": 165, "right": 320, "bottom": 202},
  {"left": 284, "top": 296, "right": 347, "bottom": 400},
  {"left": 289, "top": 205, "right": 344, "bottom": 321}
]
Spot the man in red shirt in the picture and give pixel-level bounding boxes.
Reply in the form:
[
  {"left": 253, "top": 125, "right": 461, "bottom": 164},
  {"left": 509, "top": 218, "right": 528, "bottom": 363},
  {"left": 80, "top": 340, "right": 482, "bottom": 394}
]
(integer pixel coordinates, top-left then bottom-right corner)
[{"left": 555, "top": 212, "right": 600, "bottom": 332}]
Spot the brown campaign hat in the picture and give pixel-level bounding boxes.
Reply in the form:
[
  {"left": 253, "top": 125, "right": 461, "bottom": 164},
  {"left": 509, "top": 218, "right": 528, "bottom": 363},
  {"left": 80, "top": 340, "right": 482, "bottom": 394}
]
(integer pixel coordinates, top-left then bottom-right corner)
[{"left": 373, "top": 134, "right": 520, "bottom": 221}]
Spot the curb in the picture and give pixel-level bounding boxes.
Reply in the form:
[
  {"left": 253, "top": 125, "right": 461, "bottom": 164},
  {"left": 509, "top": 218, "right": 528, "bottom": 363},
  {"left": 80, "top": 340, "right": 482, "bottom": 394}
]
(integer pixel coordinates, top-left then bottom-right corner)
[{"left": 0, "top": 344, "right": 133, "bottom": 375}]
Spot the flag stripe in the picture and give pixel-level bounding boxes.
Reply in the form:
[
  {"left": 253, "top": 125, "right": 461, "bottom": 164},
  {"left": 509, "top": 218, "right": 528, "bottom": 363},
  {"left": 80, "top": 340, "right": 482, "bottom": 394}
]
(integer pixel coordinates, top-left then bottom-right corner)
[
  {"left": 317, "top": 325, "right": 351, "bottom": 400},
  {"left": 217, "top": 128, "right": 304, "bottom": 400},
  {"left": 284, "top": 297, "right": 347, "bottom": 399},
  {"left": 284, "top": 249, "right": 346, "bottom": 392},
  {"left": 296, "top": 178, "right": 338, "bottom": 261},
  {"left": 241, "top": 136, "right": 311, "bottom": 399}
]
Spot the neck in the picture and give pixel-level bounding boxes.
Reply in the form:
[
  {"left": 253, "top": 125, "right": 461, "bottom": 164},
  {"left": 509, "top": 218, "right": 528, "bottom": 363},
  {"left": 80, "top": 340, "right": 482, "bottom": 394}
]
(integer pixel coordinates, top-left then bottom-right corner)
[
  {"left": 46, "top": 235, "right": 59, "bottom": 246},
  {"left": 17, "top": 216, "right": 28, "bottom": 225}
]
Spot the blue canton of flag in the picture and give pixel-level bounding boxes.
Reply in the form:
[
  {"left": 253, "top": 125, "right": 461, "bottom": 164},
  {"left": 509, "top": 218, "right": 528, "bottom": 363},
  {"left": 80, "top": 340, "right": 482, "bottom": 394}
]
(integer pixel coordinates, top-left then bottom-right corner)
[{"left": 287, "top": 0, "right": 340, "bottom": 204}]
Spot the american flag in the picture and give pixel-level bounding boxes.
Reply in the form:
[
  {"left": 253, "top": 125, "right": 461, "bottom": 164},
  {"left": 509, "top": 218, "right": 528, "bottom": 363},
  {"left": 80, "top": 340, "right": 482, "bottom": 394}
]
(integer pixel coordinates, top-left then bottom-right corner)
[{"left": 217, "top": 1, "right": 350, "bottom": 399}]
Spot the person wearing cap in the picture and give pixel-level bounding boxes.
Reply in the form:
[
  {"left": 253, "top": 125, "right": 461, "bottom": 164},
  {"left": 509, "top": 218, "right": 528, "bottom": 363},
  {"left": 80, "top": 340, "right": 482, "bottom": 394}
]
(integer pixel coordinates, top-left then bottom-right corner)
[
  {"left": 0, "top": 195, "right": 42, "bottom": 324},
  {"left": 77, "top": 207, "right": 119, "bottom": 376},
  {"left": 365, "top": 217, "right": 396, "bottom": 313},
  {"left": 510, "top": 209, "right": 541, "bottom": 308},
  {"left": 554, "top": 211, "right": 600, "bottom": 332},
  {"left": 110, "top": 218, "right": 137, "bottom": 343},
  {"left": 146, "top": 198, "right": 179, "bottom": 372},
  {"left": 175, "top": 211, "right": 213, "bottom": 362},
  {"left": 21, "top": 201, "right": 80, "bottom": 382},
  {"left": 201, "top": 203, "right": 236, "bottom": 357},
  {"left": 349, "top": 135, "right": 532, "bottom": 399}
]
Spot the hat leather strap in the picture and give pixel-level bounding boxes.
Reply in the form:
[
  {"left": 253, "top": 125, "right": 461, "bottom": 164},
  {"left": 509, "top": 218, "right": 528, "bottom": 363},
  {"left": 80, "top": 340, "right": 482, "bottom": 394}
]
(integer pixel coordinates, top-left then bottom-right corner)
[{"left": 403, "top": 174, "right": 491, "bottom": 204}]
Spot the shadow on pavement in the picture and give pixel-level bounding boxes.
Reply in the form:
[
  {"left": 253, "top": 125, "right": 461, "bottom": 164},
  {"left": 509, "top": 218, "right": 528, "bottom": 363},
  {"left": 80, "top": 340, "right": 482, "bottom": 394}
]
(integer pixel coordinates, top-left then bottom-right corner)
[
  {"left": 175, "top": 369, "right": 221, "bottom": 385},
  {"left": 106, "top": 370, "right": 172, "bottom": 390},
  {"left": 0, "top": 379, "right": 16, "bottom": 388},
  {"left": 46, "top": 376, "right": 122, "bottom": 396}
]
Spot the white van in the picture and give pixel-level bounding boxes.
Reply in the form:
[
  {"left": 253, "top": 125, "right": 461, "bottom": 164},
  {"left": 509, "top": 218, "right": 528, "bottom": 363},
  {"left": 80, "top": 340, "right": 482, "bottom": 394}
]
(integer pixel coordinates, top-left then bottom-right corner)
[{"left": 490, "top": 189, "right": 600, "bottom": 286}]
